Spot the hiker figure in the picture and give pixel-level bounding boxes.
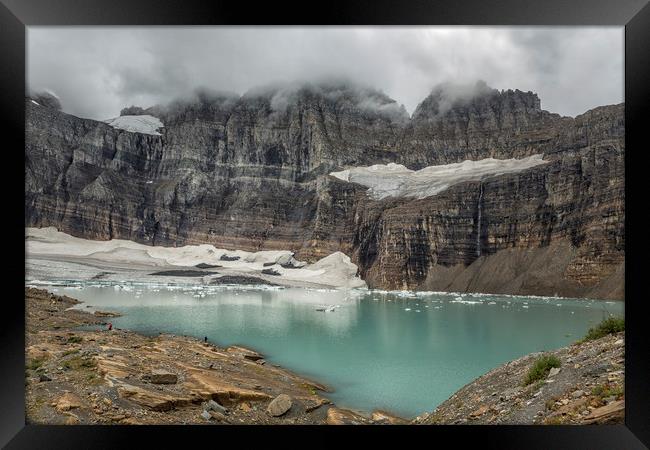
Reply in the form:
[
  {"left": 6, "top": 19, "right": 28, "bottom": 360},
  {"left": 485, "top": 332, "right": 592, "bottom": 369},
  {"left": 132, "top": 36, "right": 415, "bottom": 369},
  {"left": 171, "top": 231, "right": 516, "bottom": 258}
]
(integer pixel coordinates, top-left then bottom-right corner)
[
  {"left": 204, "top": 336, "right": 208, "bottom": 343},
  {"left": 107, "top": 322, "right": 113, "bottom": 331}
]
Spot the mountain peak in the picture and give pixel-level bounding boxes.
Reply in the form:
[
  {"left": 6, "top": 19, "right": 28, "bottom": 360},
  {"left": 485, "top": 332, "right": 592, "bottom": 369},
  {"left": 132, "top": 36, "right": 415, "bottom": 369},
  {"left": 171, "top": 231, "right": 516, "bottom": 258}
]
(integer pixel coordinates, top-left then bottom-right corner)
[
  {"left": 413, "top": 81, "right": 541, "bottom": 121},
  {"left": 28, "top": 90, "right": 62, "bottom": 111},
  {"left": 241, "top": 80, "right": 409, "bottom": 122}
]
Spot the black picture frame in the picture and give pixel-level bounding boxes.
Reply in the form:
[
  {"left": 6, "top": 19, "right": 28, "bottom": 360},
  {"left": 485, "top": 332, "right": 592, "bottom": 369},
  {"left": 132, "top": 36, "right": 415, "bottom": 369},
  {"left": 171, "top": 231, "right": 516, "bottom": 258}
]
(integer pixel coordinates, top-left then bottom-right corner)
[{"left": 2, "top": 0, "right": 649, "bottom": 448}]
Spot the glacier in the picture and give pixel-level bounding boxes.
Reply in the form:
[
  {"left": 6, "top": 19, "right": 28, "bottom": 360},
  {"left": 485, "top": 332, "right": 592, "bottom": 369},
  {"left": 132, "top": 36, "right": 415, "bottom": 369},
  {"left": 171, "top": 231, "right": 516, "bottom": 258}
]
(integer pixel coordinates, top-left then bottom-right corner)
[
  {"left": 329, "top": 154, "right": 548, "bottom": 200},
  {"left": 104, "top": 115, "right": 164, "bottom": 135},
  {"left": 25, "top": 227, "right": 366, "bottom": 289}
]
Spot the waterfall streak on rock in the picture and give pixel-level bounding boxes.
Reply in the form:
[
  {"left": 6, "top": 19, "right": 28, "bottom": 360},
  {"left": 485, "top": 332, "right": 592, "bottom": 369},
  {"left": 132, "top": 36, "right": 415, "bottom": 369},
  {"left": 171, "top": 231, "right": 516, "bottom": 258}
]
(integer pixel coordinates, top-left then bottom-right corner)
[{"left": 476, "top": 183, "right": 483, "bottom": 257}]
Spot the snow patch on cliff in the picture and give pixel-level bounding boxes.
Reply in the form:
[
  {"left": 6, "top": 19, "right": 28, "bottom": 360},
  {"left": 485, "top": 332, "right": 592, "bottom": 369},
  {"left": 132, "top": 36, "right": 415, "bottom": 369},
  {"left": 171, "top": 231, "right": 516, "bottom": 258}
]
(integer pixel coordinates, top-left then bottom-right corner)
[
  {"left": 329, "top": 154, "right": 548, "bottom": 200},
  {"left": 26, "top": 227, "right": 366, "bottom": 289},
  {"left": 104, "top": 115, "right": 164, "bottom": 135}
]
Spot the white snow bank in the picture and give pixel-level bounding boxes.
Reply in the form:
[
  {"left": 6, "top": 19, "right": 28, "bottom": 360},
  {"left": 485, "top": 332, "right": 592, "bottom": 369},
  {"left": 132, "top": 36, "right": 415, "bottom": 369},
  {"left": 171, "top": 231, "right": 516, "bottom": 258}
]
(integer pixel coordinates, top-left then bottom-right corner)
[
  {"left": 104, "top": 115, "right": 164, "bottom": 136},
  {"left": 330, "top": 154, "right": 548, "bottom": 200},
  {"left": 279, "top": 252, "right": 365, "bottom": 289},
  {"left": 25, "top": 227, "right": 365, "bottom": 289}
]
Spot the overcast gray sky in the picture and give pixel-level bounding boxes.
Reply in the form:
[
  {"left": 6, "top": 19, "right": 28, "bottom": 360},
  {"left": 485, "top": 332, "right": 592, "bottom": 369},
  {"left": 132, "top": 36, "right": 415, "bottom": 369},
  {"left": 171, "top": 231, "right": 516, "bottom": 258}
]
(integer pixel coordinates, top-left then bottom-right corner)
[{"left": 27, "top": 26, "right": 623, "bottom": 120}]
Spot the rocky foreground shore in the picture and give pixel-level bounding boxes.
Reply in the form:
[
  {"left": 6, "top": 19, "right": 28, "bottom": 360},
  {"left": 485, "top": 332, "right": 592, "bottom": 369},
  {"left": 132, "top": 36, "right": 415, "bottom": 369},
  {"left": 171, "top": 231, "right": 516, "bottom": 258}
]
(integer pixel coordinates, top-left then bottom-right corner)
[
  {"left": 26, "top": 287, "right": 624, "bottom": 425},
  {"left": 25, "top": 288, "right": 404, "bottom": 425},
  {"left": 414, "top": 331, "right": 624, "bottom": 425}
]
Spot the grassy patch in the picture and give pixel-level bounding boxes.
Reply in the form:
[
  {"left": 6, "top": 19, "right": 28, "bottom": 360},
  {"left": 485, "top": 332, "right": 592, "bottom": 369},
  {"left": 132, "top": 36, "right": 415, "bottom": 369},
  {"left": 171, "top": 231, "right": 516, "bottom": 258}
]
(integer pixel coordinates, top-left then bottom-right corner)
[
  {"left": 580, "top": 317, "right": 624, "bottom": 342},
  {"left": 66, "top": 335, "right": 83, "bottom": 344},
  {"left": 62, "top": 349, "right": 80, "bottom": 357},
  {"left": 591, "top": 383, "right": 624, "bottom": 400},
  {"left": 523, "top": 355, "right": 561, "bottom": 386},
  {"left": 300, "top": 383, "right": 318, "bottom": 395},
  {"left": 544, "top": 415, "right": 566, "bottom": 425},
  {"left": 26, "top": 357, "right": 46, "bottom": 371},
  {"left": 62, "top": 355, "right": 96, "bottom": 371},
  {"left": 85, "top": 373, "right": 103, "bottom": 385},
  {"left": 545, "top": 398, "right": 558, "bottom": 411}
]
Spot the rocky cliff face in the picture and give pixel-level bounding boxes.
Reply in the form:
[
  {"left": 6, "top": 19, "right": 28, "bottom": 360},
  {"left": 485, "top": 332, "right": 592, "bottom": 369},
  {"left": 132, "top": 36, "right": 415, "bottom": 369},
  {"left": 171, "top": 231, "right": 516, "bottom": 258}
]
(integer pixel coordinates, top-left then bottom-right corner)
[
  {"left": 402, "top": 81, "right": 569, "bottom": 167},
  {"left": 25, "top": 82, "right": 625, "bottom": 299}
]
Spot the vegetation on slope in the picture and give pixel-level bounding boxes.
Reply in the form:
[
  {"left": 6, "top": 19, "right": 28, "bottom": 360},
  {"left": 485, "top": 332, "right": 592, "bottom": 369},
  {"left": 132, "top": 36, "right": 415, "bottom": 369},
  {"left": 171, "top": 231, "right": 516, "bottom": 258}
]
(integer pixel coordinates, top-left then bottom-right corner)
[{"left": 580, "top": 317, "right": 624, "bottom": 343}]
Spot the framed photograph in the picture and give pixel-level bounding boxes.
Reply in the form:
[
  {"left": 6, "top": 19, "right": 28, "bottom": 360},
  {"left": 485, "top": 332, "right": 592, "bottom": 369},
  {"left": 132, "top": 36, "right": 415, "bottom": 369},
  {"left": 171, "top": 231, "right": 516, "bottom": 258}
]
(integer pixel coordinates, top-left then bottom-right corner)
[{"left": 2, "top": 0, "right": 649, "bottom": 447}]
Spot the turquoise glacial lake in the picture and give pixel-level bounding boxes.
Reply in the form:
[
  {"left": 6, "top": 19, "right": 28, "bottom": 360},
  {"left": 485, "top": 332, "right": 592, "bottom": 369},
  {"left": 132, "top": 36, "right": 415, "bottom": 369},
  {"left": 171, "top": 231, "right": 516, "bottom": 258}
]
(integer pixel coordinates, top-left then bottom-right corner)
[{"left": 42, "top": 283, "right": 623, "bottom": 418}]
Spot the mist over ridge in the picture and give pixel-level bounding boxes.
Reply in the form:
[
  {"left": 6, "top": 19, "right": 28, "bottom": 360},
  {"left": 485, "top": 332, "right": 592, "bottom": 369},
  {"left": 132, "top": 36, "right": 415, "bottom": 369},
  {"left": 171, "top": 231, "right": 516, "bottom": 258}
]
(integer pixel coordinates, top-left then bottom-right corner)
[
  {"left": 27, "top": 27, "right": 623, "bottom": 120},
  {"left": 34, "top": 78, "right": 576, "bottom": 126}
]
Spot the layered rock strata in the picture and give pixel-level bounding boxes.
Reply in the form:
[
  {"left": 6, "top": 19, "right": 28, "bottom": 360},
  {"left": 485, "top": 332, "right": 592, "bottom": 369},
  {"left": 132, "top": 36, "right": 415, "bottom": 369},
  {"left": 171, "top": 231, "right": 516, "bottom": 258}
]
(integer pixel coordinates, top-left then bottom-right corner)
[{"left": 25, "top": 82, "right": 624, "bottom": 299}]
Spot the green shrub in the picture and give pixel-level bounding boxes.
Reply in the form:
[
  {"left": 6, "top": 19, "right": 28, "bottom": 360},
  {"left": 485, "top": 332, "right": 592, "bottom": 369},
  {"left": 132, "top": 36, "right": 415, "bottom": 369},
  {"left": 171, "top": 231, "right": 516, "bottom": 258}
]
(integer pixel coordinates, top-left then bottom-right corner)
[
  {"left": 523, "top": 354, "right": 561, "bottom": 386},
  {"left": 591, "top": 384, "right": 624, "bottom": 400},
  {"left": 582, "top": 317, "right": 624, "bottom": 342},
  {"left": 66, "top": 335, "right": 83, "bottom": 344},
  {"left": 62, "top": 355, "right": 96, "bottom": 371},
  {"left": 591, "top": 385, "right": 607, "bottom": 397},
  {"left": 26, "top": 357, "right": 46, "bottom": 371}
]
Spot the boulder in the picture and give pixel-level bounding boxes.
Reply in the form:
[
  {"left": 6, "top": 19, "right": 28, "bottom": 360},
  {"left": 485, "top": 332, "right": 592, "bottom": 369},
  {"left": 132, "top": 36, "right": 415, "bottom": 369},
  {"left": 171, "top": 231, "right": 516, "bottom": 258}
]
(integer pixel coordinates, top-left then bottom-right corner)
[
  {"left": 205, "top": 399, "right": 228, "bottom": 414},
  {"left": 149, "top": 369, "right": 178, "bottom": 384},
  {"left": 226, "top": 346, "right": 264, "bottom": 361},
  {"left": 571, "top": 390, "right": 585, "bottom": 399},
  {"left": 117, "top": 385, "right": 192, "bottom": 411},
  {"left": 261, "top": 268, "right": 281, "bottom": 276},
  {"left": 56, "top": 392, "right": 83, "bottom": 412},
  {"left": 267, "top": 394, "right": 292, "bottom": 417},
  {"left": 582, "top": 400, "right": 625, "bottom": 424},
  {"left": 548, "top": 367, "right": 561, "bottom": 377},
  {"left": 183, "top": 369, "right": 272, "bottom": 405}
]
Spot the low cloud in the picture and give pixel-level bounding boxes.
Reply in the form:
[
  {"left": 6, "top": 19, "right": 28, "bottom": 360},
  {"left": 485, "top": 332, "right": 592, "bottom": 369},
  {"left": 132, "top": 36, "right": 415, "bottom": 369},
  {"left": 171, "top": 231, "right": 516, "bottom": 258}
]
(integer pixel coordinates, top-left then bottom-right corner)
[
  {"left": 27, "top": 27, "right": 623, "bottom": 120},
  {"left": 413, "top": 80, "right": 499, "bottom": 119},
  {"left": 241, "top": 79, "right": 409, "bottom": 122}
]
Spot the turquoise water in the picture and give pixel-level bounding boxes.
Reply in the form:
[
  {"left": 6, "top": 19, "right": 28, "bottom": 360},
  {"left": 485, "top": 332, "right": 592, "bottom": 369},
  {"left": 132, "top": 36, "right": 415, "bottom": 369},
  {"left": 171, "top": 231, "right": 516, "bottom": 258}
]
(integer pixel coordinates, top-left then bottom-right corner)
[{"left": 45, "top": 283, "right": 623, "bottom": 418}]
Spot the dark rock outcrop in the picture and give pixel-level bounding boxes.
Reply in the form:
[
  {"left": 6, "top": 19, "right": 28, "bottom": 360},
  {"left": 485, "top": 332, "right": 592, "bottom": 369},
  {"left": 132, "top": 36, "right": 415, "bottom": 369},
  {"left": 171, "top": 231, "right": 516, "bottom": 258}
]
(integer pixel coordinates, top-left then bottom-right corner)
[
  {"left": 402, "top": 81, "right": 567, "bottom": 167},
  {"left": 29, "top": 91, "right": 62, "bottom": 111},
  {"left": 24, "top": 81, "right": 625, "bottom": 299}
]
